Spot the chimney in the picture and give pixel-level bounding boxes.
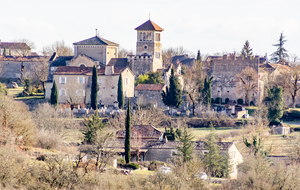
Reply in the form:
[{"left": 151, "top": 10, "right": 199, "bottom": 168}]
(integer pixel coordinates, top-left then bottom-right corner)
[{"left": 105, "top": 65, "right": 114, "bottom": 75}]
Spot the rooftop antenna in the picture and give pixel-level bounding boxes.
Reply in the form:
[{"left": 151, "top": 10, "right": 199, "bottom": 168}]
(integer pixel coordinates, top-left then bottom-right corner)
[{"left": 95, "top": 28, "right": 98, "bottom": 36}]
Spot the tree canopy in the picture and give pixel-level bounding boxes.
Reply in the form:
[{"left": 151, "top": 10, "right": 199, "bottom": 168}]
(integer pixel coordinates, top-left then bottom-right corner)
[
  {"left": 271, "top": 33, "right": 288, "bottom": 62},
  {"left": 241, "top": 40, "right": 253, "bottom": 59}
]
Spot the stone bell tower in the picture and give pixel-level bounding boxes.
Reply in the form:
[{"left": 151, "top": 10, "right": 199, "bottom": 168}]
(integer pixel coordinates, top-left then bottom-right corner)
[{"left": 129, "top": 19, "right": 164, "bottom": 77}]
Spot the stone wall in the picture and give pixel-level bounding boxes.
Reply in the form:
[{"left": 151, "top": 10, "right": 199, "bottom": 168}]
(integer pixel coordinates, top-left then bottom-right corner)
[
  {"left": 205, "top": 55, "right": 260, "bottom": 103},
  {"left": 0, "top": 60, "right": 40, "bottom": 79},
  {"left": 130, "top": 56, "right": 153, "bottom": 77},
  {"left": 145, "top": 148, "right": 175, "bottom": 162},
  {"left": 134, "top": 89, "right": 165, "bottom": 107}
]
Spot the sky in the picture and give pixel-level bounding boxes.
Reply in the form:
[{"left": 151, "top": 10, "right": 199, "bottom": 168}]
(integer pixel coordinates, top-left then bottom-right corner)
[{"left": 1, "top": 0, "right": 300, "bottom": 59}]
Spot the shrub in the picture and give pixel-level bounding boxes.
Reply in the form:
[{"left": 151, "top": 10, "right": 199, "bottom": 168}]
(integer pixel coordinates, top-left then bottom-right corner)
[
  {"left": 117, "top": 158, "right": 126, "bottom": 166},
  {"left": 237, "top": 98, "right": 243, "bottom": 105},
  {"left": 126, "top": 162, "right": 140, "bottom": 170},
  {"left": 36, "top": 129, "right": 62, "bottom": 149},
  {"left": 211, "top": 98, "right": 214, "bottom": 104},
  {"left": 148, "top": 160, "right": 167, "bottom": 171},
  {"left": 250, "top": 101, "right": 255, "bottom": 106},
  {"left": 215, "top": 97, "right": 222, "bottom": 104},
  {"left": 225, "top": 98, "right": 230, "bottom": 104}
]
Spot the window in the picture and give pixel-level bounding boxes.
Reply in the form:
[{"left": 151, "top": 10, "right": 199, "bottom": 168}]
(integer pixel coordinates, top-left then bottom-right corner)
[
  {"left": 155, "top": 33, "right": 160, "bottom": 41},
  {"left": 59, "top": 89, "right": 66, "bottom": 96},
  {"left": 79, "top": 64, "right": 86, "bottom": 67},
  {"left": 59, "top": 76, "right": 67, "bottom": 84},
  {"left": 125, "top": 77, "right": 129, "bottom": 86},
  {"left": 78, "top": 76, "right": 85, "bottom": 84},
  {"left": 124, "top": 90, "right": 128, "bottom": 97},
  {"left": 155, "top": 52, "right": 160, "bottom": 59},
  {"left": 140, "top": 32, "right": 142, "bottom": 41}
]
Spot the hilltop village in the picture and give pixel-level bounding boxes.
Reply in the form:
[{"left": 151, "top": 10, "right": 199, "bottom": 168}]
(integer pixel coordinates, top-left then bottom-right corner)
[{"left": 1, "top": 19, "right": 300, "bottom": 189}]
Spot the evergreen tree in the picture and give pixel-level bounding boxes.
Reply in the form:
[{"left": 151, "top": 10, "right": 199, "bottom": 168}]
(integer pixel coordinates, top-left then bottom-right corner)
[
  {"left": 91, "top": 65, "right": 98, "bottom": 110},
  {"left": 9, "top": 49, "right": 11, "bottom": 56},
  {"left": 271, "top": 33, "right": 289, "bottom": 62},
  {"left": 203, "top": 125, "right": 229, "bottom": 180},
  {"left": 202, "top": 76, "right": 213, "bottom": 107},
  {"left": 267, "top": 86, "right": 283, "bottom": 125},
  {"left": 125, "top": 99, "right": 131, "bottom": 164},
  {"left": 50, "top": 81, "right": 58, "bottom": 106},
  {"left": 196, "top": 50, "right": 202, "bottom": 63},
  {"left": 117, "top": 74, "right": 124, "bottom": 109},
  {"left": 161, "top": 67, "right": 182, "bottom": 108},
  {"left": 146, "top": 71, "right": 164, "bottom": 84},
  {"left": 3, "top": 48, "right": 6, "bottom": 56},
  {"left": 176, "top": 127, "right": 194, "bottom": 163},
  {"left": 83, "top": 112, "right": 106, "bottom": 144},
  {"left": 241, "top": 40, "right": 253, "bottom": 59}
]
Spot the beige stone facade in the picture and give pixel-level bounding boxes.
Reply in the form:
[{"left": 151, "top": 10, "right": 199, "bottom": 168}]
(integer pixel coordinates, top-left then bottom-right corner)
[{"left": 45, "top": 66, "right": 134, "bottom": 106}]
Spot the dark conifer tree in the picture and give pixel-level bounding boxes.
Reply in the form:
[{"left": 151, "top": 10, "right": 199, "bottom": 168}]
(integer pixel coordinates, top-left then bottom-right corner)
[
  {"left": 125, "top": 99, "right": 131, "bottom": 164},
  {"left": 50, "top": 81, "right": 58, "bottom": 106},
  {"left": 162, "top": 67, "right": 182, "bottom": 108},
  {"left": 271, "top": 33, "right": 289, "bottom": 62},
  {"left": 117, "top": 74, "right": 124, "bottom": 109},
  {"left": 91, "top": 65, "right": 98, "bottom": 110}
]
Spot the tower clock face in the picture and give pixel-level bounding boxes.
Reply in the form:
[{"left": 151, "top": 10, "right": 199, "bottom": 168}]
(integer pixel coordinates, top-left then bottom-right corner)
[{"left": 144, "top": 45, "right": 148, "bottom": 50}]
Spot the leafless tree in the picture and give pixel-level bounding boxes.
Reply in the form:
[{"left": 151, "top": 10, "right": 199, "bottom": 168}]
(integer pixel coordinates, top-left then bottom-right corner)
[
  {"left": 118, "top": 47, "right": 131, "bottom": 58},
  {"left": 162, "top": 46, "right": 195, "bottom": 66},
  {"left": 42, "top": 40, "right": 73, "bottom": 56},
  {"left": 12, "top": 39, "right": 35, "bottom": 56},
  {"left": 31, "top": 58, "right": 49, "bottom": 92},
  {"left": 235, "top": 66, "right": 258, "bottom": 105},
  {"left": 283, "top": 63, "right": 300, "bottom": 108},
  {"left": 184, "top": 60, "right": 204, "bottom": 115}
]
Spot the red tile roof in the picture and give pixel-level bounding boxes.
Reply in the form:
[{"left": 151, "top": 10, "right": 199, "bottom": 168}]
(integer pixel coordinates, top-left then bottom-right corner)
[
  {"left": 54, "top": 66, "right": 126, "bottom": 75},
  {"left": 0, "top": 42, "right": 30, "bottom": 50},
  {"left": 116, "top": 125, "right": 164, "bottom": 140},
  {"left": 135, "top": 84, "right": 165, "bottom": 91},
  {"left": 135, "top": 20, "right": 164, "bottom": 31},
  {"left": 0, "top": 55, "right": 46, "bottom": 62}
]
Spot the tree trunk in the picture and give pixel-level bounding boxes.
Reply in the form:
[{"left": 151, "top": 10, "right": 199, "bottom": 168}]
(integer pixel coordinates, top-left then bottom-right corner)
[{"left": 188, "top": 93, "right": 195, "bottom": 116}]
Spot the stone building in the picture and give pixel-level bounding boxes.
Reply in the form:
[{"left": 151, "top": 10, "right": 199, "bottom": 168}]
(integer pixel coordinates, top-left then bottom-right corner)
[
  {"left": 134, "top": 83, "right": 166, "bottom": 107},
  {"left": 0, "top": 55, "right": 47, "bottom": 80},
  {"left": 0, "top": 40, "right": 31, "bottom": 56},
  {"left": 128, "top": 20, "right": 164, "bottom": 77},
  {"left": 105, "top": 125, "right": 243, "bottom": 179},
  {"left": 203, "top": 54, "right": 262, "bottom": 104},
  {"left": 45, "top": 35, "right": 135, "bottom": 106}
]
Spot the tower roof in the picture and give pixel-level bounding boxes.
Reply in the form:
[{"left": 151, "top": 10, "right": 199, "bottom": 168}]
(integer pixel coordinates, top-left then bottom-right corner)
[
  {"left": 135, "top": 20, "right": 164, "bottom": 31},
  {"left": 73, "top": 36, "right": 119, "bottom": 46}
]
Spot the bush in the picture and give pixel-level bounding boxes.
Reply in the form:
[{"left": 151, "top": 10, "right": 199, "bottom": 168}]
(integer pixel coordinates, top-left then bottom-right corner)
[
  {"left": 215, "top": 97, "right": 222, "bottom": 104},
  {"left": 148, "top": 160, "right": 167, "bottom": 171},
  {"left": 211, "top": 98, "right": 214, "bottom": 104},
  {"left": 126, "top": 162, "right": 140, "bottom": 170},
  {"left": 36, "top": 129, "right": 62, "bottom": 149},
  {"left": 250, "top": 101, "right": 255, "bottom": 106},
  {"left": 237, "top": 98, "right": 243, "bottom": 105},
  {"left": 225, "top": 98, "right": 230, "bottom": 104},
  {"left": 117, "top": 158, "right": 126, "bottom": 166}
]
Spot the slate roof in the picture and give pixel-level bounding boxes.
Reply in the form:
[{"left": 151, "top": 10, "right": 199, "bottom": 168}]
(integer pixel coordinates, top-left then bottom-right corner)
[
  {"left": 73, "top": 36, "right": 119, "bottom": 46},
  {"left": 107, "top": 58, "right": 128, "bottom": 67},
  {"left": 135, "top": 20, "right": 164, "bottom": 31},
  {"left": 116, "top": 125, "right": 164, "bottom": 140},
  {"left": 135, "top": 84, "right": 165, "bottom": 91},
  {"left": 171, "top": 55, "right": 196, "bottom": 67},
  {"left": 50, "top": 56, "right": 74, "bottom": 67},
  {"left": 0, "top": 42, "right": 30, "bottom": 50},
  {"left": 54, "top": 66, "right": 126, "bottom": 75}
]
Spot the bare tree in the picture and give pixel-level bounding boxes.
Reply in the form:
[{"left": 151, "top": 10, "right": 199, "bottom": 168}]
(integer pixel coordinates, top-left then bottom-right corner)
[
  {"left": 235, "top": 66, "right": 258, "bottom": 105},
  {"left": 31, "top": 58, "right": 49, "bottom": 93},
  {"left": 162, "top": 46, "right": 195, "bottom": 66},
  {"left": 118, "top": 47, "right": 131, "bottom": 58},
  {"left": 12, "top": 39, "right": 35, "bottom": 56},
  {"left": 42, "top": 40, "right": 73, "bottom": 56},
  {"left": 284, "top": 64, "right": 300, "bottom": 108}
]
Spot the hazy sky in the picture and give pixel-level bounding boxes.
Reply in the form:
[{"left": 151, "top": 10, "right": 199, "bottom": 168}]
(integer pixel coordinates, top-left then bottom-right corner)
[{"left": 1, "top": 0, "right": 299, "bottom": 59}]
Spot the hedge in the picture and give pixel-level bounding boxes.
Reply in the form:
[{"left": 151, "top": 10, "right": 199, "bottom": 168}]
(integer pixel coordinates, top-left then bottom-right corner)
[{"left": 126, "top": 162, "right": 140, "bottom": 170}]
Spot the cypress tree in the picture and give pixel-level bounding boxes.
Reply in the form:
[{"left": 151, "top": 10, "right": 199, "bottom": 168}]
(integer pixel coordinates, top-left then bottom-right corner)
[
  {"left": 202, "top": 76, "right": 213, "bottom": 107},
  {"left": 125, "top": 99, "right": 131, "bottom": 164},
  {"left": 162, "top": 67, "right": 182, "bottom": 108},
  {"left": 50, "top": 80, "right": 58, "bottom": 106},
  {"left": 3, "top": 48, "right": 6, "bottom": 56},
  {"left": 91, "top": 65, "right": 98, "bottom": 110},
  {"left": 196, "top": 50, "right": 202, "bottom": 63},
  {"left": 268, "top": 86, "right": 283, "bottom": 125},
  {"left": 117, "top": 74, "right": 124, "bottom": 109}
]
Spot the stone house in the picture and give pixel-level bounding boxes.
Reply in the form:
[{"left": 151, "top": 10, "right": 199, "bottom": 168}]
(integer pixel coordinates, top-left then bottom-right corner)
[
  {"left": 45, "top": 65, "right": 134, "bottom": 106},
  {"left": 0, "top": 55, "right": 47, "bottom": 80},
  {"left": 134, "top": 83, "right": 166, "bottom": 107},
  {"left": 105, "top": 125, "right": 243, "bottom": 179},
  {"left": 0, "top": 40, "right": 31, "bottom": 56}
]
